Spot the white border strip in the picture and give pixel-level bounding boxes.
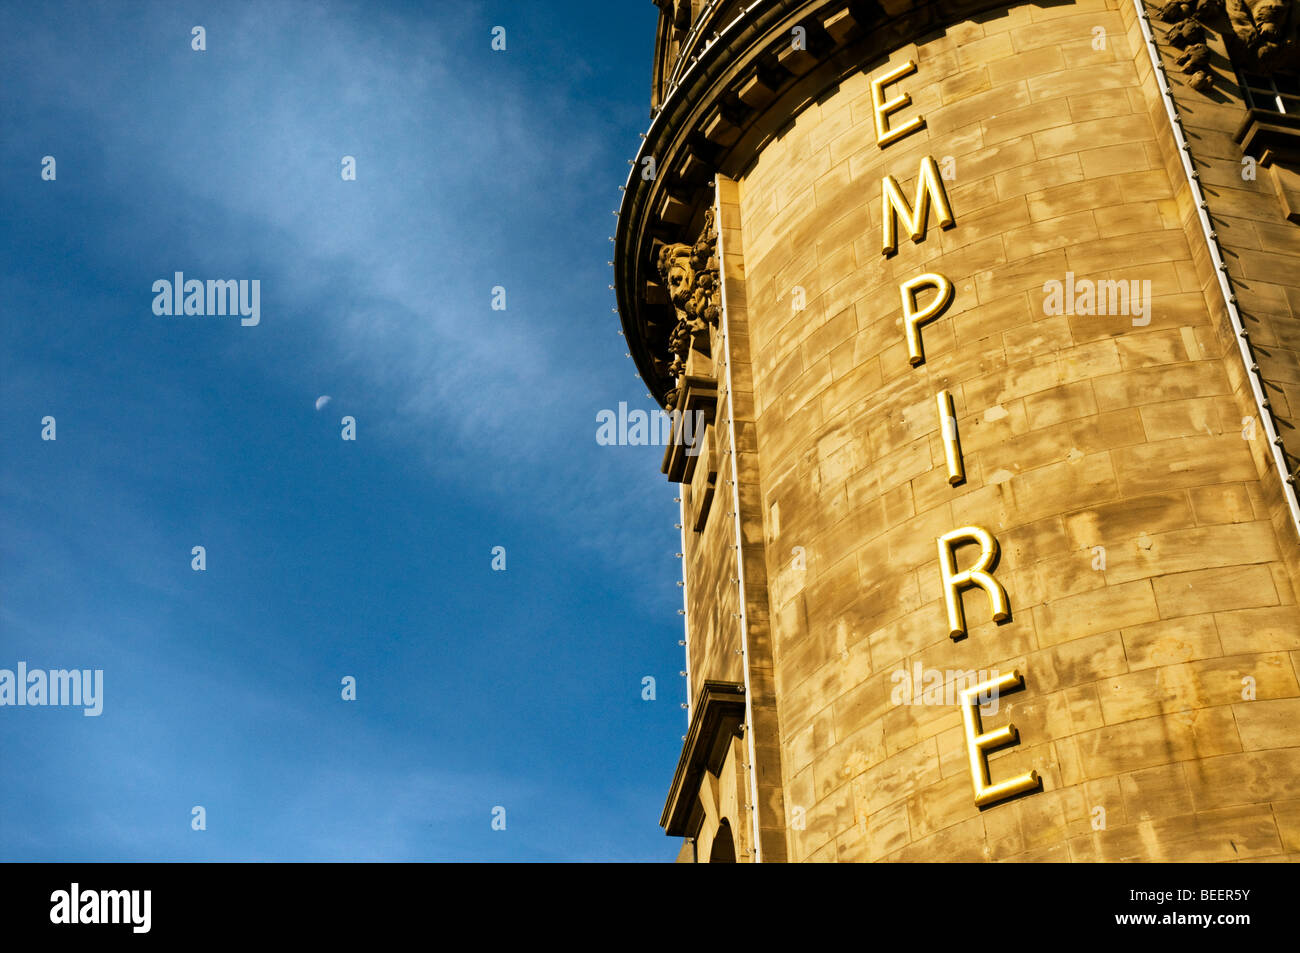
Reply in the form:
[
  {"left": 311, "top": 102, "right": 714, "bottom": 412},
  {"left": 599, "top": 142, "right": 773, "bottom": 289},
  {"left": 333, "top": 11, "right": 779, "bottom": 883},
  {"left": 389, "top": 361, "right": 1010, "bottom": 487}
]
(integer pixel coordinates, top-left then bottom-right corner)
[{"left": 1133, "top": 0, "right": 1300, "bottom": 537}]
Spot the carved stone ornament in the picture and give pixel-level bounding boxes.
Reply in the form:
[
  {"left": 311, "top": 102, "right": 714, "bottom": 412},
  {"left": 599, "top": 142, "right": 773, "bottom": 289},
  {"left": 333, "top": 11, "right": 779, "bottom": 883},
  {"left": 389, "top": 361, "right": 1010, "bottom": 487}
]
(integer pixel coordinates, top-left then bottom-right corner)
[
  {"left": 1156, "top": 0, "right": 1300, "bottom": 92},
  {"left": 656, "top": 207, "right": 721, "bottom": 407}
]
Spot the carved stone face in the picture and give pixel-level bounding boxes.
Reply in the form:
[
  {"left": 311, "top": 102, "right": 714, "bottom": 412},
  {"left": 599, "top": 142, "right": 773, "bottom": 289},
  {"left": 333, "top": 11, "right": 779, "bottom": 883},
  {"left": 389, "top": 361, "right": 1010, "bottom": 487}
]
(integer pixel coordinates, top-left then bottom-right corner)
[
  {"left": 653, "top": 211, "right": 720, "bottom": 393},
  {"left": 665, "top": 254, "right": 695, "bottom": 310}
]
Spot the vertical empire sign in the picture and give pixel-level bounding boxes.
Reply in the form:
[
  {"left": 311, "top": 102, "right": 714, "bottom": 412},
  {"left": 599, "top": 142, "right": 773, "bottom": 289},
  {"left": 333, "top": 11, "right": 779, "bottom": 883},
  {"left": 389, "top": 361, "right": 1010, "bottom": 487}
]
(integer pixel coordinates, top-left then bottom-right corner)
[{"left": 871, "top": 60, "right": 1040, "bottom": 809}]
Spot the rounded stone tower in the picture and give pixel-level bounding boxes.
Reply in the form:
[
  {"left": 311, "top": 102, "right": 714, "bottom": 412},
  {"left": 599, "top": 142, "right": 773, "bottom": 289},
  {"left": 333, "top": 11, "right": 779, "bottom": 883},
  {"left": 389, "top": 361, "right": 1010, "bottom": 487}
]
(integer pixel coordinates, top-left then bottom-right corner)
[{"left": 616, "top": 0, "right": 1300, "bottom": 862}]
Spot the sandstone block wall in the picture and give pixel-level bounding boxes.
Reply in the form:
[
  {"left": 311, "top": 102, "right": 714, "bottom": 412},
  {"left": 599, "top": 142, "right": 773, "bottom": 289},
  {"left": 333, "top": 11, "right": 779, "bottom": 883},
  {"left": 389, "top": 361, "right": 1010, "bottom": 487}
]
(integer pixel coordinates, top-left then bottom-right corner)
[{"left": 724, "top": 0, "right": 1300, "bottom": 861}]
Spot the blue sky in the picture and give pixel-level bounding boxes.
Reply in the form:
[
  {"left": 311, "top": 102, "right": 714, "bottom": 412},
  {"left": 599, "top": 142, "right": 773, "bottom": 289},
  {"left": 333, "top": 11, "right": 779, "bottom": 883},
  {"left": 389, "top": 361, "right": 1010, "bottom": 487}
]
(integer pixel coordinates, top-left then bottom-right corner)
[{"left": 0, "top": 0, "right": 686, "bottom": 860}]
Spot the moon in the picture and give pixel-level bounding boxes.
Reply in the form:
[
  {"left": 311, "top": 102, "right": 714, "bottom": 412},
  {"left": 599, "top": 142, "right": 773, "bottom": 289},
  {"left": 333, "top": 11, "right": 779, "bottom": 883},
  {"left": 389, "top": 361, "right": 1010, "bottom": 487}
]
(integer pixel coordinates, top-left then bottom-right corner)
[{"left": 315, "top": 395, "right": 332, "bottom": 411}]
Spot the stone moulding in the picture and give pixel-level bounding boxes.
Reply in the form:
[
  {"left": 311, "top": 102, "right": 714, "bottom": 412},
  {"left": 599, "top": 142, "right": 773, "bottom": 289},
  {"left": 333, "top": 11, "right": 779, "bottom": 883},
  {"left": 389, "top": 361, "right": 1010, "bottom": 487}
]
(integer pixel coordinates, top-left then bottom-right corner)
[
  {"left": 661, "top": 374, "right": 718, "bottom": 484},
  {"left": 660, "top": 680, "right": 747, "bottom": 837}
]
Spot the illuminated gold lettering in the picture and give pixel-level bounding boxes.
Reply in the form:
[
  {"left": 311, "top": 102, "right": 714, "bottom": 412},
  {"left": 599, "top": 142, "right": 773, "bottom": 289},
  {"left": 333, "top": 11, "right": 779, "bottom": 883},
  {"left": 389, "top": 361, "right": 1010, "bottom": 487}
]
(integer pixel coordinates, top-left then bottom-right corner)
[
  {"left": 871, "top": 59, "right": 925, "bottom": 148},
  {"left": 899, "top": 273, "right": 953, "bottom": 365},
  {"left": 937, "top": 526, "right": 1009, "bottom": 640},
  {"left": 935, "top": 389, "right": 964, "bottom": 485},
  {"left": 881, "top": 156, "right": 954, "bottom": 255},
  {"left": 961, "top": 670, "right": 1039, "bottom": 807}
]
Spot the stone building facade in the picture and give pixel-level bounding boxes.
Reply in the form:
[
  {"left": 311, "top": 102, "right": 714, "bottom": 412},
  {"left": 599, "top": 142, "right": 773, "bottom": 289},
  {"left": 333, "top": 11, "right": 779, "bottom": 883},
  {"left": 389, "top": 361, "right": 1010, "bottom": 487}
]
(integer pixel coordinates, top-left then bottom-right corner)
[{"left": 615, "top": 0, "right": 1300, "bottom": 861}]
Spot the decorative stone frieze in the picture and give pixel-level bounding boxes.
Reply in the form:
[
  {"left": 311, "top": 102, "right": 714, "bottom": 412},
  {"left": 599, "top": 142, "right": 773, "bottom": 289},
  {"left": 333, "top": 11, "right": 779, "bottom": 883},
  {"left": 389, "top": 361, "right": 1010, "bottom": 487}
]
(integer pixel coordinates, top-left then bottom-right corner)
[{"left": 1156, "top": 0, "right": 1300, "bottom": 90}]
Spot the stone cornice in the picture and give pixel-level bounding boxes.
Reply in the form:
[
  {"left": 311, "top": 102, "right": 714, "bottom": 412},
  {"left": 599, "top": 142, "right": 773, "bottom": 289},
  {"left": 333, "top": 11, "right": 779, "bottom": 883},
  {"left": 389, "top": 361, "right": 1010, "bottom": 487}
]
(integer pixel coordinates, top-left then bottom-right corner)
[
  {"left": 652, "top": 2, "right": 750, "bottom": 107},
  {"left": 616, "top": 0, "right": 1015, "bottom": 407},
  {"left": 660, "top": 680, "right": 747, "bottom": 837}
]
